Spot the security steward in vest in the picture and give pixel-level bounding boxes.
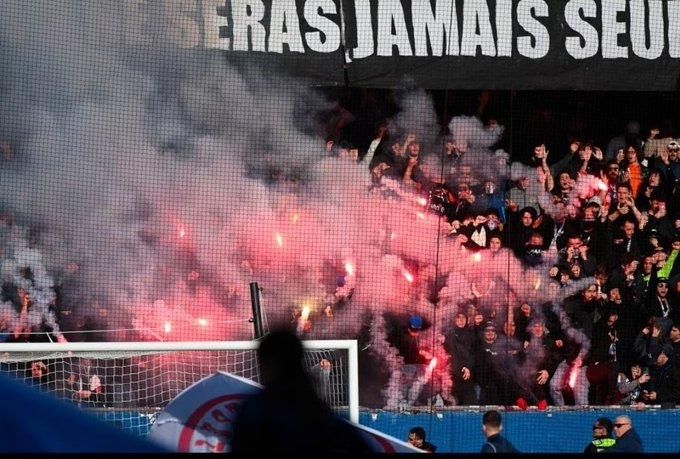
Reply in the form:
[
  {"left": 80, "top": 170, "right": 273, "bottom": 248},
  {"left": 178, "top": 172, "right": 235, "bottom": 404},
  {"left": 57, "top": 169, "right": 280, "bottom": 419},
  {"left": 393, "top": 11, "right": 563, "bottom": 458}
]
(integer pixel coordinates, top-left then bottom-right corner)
[{"left": 584, "top": 417, "right": 616, "bottom": 453}]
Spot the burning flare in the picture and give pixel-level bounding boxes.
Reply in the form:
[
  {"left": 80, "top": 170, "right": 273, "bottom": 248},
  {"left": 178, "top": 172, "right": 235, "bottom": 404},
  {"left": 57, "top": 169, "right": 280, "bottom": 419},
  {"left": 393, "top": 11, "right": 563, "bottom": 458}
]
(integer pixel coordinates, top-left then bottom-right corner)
[
  {"left": 296, "top": 304, "right": 312, "bottom": 334},
  {"left": 568, "top": 365, "right": 578, "bottom": 389}
]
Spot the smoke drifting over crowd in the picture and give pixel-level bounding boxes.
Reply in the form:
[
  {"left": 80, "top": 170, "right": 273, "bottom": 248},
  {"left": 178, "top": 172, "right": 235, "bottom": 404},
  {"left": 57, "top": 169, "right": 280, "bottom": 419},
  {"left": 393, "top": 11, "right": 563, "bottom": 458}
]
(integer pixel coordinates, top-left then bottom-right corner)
[{"left": 0, "top": 2, "right": 599, "bottom": 407}]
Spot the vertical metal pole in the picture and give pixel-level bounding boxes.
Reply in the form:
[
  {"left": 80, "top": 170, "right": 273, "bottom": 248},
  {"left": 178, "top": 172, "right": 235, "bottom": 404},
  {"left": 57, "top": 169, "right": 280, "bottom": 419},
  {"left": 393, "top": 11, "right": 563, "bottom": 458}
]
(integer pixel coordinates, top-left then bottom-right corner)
[
  {"left": 249, "top": 282, "right": 264, "bottom": 339},
  {"left": 347, "top": 340, "right": 360, "bottom": 424}
]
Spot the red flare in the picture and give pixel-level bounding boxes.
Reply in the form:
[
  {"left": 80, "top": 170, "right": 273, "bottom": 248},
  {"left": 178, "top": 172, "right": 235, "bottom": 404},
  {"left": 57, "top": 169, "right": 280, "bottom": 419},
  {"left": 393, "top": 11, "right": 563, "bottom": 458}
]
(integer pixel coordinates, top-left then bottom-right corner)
[
  {"left": 402, "top": 269, "right": 414, "bottom": 283},
  {"left": 296, "top": 305, "right": 312, "bottom": 334},
  {"left": 568, "top": 365, "right": 578, "bottom": 388}
]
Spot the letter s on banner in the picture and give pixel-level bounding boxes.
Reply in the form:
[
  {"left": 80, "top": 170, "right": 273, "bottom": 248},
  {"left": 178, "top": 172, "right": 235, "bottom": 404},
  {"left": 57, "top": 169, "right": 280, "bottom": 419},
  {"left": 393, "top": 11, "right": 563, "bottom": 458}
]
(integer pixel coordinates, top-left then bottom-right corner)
[
  {"left": 304, "top": 0, "right": 341, "bottom": 53},
  {"left": 517, "top": 0, "right": 550, "bottom": 59},
  {"left": 564, "top": 0, "right": 599, "bottom": 59}
]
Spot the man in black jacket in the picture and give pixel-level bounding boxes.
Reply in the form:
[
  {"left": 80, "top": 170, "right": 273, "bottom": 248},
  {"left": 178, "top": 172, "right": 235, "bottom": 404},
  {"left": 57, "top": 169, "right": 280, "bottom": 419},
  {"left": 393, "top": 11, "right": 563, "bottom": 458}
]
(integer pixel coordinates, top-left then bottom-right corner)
[
  {"left": 610, "top": 415, "right": 644, "bottom": 452},
  {"left": 480, "top": 410, "right": 519, "bottom": 453},
  {"left": 443, "top": 312, "right": 477, "bottom": 405},
  {"left": 407, "top": 426, "right": 437, "bottom": 453},
  {"left": 641, "top": 345, "right": 680, "bottom": 406},
  {"left": 586, "top": 311, "right": 619, "bottom": 405}
]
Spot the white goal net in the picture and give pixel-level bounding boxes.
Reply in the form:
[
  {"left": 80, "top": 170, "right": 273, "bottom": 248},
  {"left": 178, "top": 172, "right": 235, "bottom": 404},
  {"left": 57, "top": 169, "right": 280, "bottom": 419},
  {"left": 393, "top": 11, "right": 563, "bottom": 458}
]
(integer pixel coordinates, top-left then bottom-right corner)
[{"left": 0, "top": 340, "right": 359, "bottom": 435}]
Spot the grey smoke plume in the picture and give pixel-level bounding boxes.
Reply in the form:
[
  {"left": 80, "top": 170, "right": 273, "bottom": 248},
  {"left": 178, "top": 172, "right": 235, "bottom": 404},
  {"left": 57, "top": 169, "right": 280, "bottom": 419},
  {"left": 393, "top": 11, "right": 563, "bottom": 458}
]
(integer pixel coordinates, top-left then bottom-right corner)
[
  {"left": 392, "top": 88, "right": 440, "bottom": 149},
  {"left": 0, "top": 223, "right": 63, "bottom": 340},
  {"left": 0, "top": 2, "right": 590, "bottom": 408}
]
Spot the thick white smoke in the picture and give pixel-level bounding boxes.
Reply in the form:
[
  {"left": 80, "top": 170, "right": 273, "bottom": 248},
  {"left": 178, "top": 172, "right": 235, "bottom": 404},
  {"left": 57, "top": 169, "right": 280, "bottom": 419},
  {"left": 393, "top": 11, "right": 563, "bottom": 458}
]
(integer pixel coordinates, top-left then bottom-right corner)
[{"left": 0, "top": 1, "right": 592, "bottom": 407}]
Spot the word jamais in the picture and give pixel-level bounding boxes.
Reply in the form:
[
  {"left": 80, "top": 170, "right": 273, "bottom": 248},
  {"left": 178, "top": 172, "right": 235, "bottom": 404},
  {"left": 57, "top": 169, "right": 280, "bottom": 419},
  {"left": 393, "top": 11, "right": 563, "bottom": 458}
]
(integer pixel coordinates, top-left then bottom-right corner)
[{"left": 131, "top": 0, "right": 680, "bottom": 60}]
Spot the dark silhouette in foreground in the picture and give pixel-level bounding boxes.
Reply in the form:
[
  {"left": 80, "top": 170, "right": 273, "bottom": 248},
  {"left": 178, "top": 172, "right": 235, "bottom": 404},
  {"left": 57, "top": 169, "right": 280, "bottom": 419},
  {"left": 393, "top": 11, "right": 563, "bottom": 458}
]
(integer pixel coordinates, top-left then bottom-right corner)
[{"left": 231, "top": 328, "right": 372, "bottom": 453}]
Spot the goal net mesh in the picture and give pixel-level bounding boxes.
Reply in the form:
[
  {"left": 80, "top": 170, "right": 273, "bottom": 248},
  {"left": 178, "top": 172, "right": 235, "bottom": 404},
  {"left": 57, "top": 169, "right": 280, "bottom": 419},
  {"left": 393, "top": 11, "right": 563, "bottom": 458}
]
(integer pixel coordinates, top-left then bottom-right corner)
[{"left": 0, "top": 345, "right": 350, "bottom": 436}]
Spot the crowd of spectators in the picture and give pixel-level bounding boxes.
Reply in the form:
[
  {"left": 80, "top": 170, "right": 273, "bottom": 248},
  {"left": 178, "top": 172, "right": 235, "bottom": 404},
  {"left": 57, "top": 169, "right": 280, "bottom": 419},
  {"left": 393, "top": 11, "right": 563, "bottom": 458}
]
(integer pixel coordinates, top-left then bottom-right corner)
[
  {"left": 4, "top": 95, "right": 680, "bottom": 410},
  {"left": 335, "top": 115, "right": 680, "bottom": 409}
]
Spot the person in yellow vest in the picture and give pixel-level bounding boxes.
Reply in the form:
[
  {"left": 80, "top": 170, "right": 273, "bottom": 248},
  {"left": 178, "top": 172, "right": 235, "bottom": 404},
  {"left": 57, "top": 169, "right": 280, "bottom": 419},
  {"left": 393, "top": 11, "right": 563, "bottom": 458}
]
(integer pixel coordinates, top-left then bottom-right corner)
[{"left": 583, "top": 417, "right": 616, "bottom": 453}]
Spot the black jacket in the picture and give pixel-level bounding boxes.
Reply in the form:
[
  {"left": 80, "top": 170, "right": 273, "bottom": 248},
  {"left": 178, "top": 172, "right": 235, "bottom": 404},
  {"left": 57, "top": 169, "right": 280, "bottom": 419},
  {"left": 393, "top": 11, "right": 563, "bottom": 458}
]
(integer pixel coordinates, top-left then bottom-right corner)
[
  {"left": 232, "top": 376, "right": 371, "bottom": 454},
  {"left": 419, "top": 441, "right": 437, "bottom": 453},
  {"left": 609, "top": 429, "right": 643, "bottom": 453},
  {"left": 481, "top": 433, "right": 519, "bottom": 453},
  {"left": 444, "top": 326, "right": 476, "bottom": 373},
  {"left": 649, "top": 361, "right": 680, "bottom": 405}
]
